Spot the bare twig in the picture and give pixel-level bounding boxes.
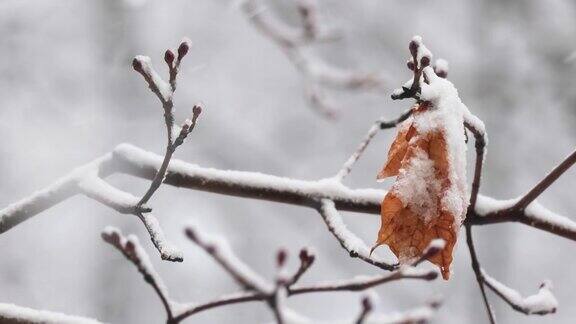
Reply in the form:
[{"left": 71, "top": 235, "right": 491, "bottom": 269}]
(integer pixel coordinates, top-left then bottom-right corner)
[
  {"left": 240, "top": 0, "right": 388, "bottom": 118},
  {"left": 465, "top": 225, "right": 496, "bottom": 324},
  {"left": 512, "top": 149, "right": 576, "bottom": 211},
  {"left": 354, "top": 296, "right": 372, "bottom": 324},
  {"left": 285, "top": 248, "right": 315, "bottom": 287}
]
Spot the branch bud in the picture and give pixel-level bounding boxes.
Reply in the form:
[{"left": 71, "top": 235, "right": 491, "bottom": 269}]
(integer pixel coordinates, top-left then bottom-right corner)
[
  {"left": 409, "top": 40, "right": 419, "bottom": 57},
  {"left": 407, "top": 60, "right": 415, "bottom": 71},
  {"left": 276, "top": 249, "right": 288, "bottom": 267},
  {"left": 132, "top": 57, "right": 143, "bottom": 73},
  {"left": 361, "top": 296, "right": 373, "bottom": 312},
  {"left": 420, "top": 55, "right": 430, "bottom": 67},
  {"left": 164, "top": 49, "right": 175, "bottom": 66},
  {"left": 178, "top": 39, "right": 191, "bottom": 60}
]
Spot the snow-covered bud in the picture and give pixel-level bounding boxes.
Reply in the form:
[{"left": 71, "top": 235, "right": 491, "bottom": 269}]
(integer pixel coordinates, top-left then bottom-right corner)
[
  {"left": 409, "top": 39, "right": 419, "bottom": 57},
  {"left": 178, "top": 39, "right": 191, "bottom": 60},
  {"left": 132, "top": 57, "right": 144, "bottom": 73},
  {"left": 276, "top": 249, "right": 288, "bottom": 267},
  {"left": 407, "top": 60, "right": 415, "bottom": 71},
  {"left": 420, "top": 55, "right": 431, "bottom": 67},
  {"left": 180, "top": 119, "right": 192, "bottom": 136},
  {"left": 192, "top": 104, "right": 202, "bottom": 117},
  {"left": 164, "top": 49, "right": 175, "bottom": 66},
  {"left": 434, "top": 58, "right": 449, "bottom": 78}
]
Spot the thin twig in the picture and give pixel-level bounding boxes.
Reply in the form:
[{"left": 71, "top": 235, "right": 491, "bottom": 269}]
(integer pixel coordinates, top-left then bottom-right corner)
[
  {"left": 465, "top": 224, "right": 496, "bottom": 324},
  {"left": 512, "top": 149, "right": 576, "bottom": 211},
  {"left": 333, "top": 109, "right": 413, "bottom": 182}
]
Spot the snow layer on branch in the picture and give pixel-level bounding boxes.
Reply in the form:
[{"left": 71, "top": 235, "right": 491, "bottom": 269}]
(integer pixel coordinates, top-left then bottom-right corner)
[
  {"left": 78, "top": 175, "right": 140, "bottom": 212},
  {"left": 114, "top": 144, "right": 385, "bottom": 206},
  {"left": 187, "top": 224, "right": 273, "bottom": 293},
  {"left": 475, "top": 195, "right": 576, "bottom": 233},
  {"left": 133, "top": 55, "right": 172, "bottom": 102},
  {"left": 0, "top": 303, "right": 104, "bottom": 324},
  {"left": 139, "top": 213, "right": 183, "bottom": 261},
  {"left": 102, "top": 226, "right": 171, "bottom": 299},
  {"left": 411, "top": 36, "right": 432, "bottom": 69},
  {"left": 482, "top": 270, "right": 558, "bottom": 314},
  {"left": 319, "top": 199, "right": 386, "bottom": 262}
]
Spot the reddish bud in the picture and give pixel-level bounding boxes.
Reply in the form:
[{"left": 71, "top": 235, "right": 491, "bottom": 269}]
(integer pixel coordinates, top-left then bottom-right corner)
[
  {"left": 132, "top": 58, "right": 143, "bottom": 73},
  {"left": 178, "top": 41, "right": 190, "bottom": 59},
  {"left": 185, "top": 228, "right": 197, "bottom": 241},
  {"left": 276, "top": 249, "right": 288, "bottom": 267},
  {"left": 409, "top": 40, "right": 419, "bottom": 57},
  {"left": 407, "top": 60, "right": 415, "bottom": 71},
  {"left": 192, "top": 104, "right": 202, "bottom": 116},
  {"left": 436, "top": 70, "right": 448, "bottom": 78},
  {"left": 164, "top": 50, "right": 175, "bottom": 66},
  {"left": 361, "top": 296, "right": 373, "bottom": 312},
  {"left": 299, "top": 249, "right": 309, "bottom": 262},
  {"left": 420, "top": 56, "right": 430, "bottom": 67}
]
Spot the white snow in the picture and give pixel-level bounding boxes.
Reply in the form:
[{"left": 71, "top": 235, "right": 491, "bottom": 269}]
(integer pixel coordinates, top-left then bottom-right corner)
[
  {"left": 482, "top": 270, "right": 558, "bottom": 314},
  {"left": 475, "top": 195, "right": 576, "bottom": 233},
  {"left": 114, "top": 143, "right": 386, "bottom": 208},
  {"left": 133, "top": 55, "right": 172, "bottom": 102},
  {"left": 411, "top": 35, "right": 433, "bottom": 68},
  {"left": 78, "top": 174, "right": 140, "bottom": 212},
  {"left": 102, "top": 226, "right": 171, "bottom": 299},
  {"left": 139, "top": 213, "right": 183, "bottom": 261},
  {"left": 390, "top": 65, "right": 470, "bottom": 227},
  {"left": 0, "top": 303, "right": 104, "bottom": 324},
  {"left": 319, "top": 199, "right": 388, "bottom": 263},
  {"left": 434, "top": 58, "right": 449, "bottom": 74}
]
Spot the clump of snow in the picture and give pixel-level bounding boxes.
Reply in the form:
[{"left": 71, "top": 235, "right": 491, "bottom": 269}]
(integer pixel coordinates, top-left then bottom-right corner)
[
  {"left": 393, "top": 149, "right": 441, "bottom": 223},
  {"left": 133, "top": 55, "right": 172, "bottom": 102},
  {"left": 482, "top": 270, "right": 558, "bottom": 314},
  {"left": 411, "top": 35, "right": 433, "bottom": 69},
  {"left": 139, "top": 213, "right": 183, "bottom": 261},
  {"left": 434, "top": 58, "right": 449, "bottom": 74}
]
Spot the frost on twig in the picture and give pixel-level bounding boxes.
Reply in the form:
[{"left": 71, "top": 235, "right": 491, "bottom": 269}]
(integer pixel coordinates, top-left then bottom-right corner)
[
  {"left": 239, "top": 0, "right": 389, "bottom": 118},
  {"left": 0, "top": 303, "right": 104, "bottom": 324},
  {"left": 481, "top": 270, "right": 558, "bottom": 315}
]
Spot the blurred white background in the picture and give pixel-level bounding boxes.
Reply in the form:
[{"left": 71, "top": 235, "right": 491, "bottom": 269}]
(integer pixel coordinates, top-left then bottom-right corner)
[{"left": 0, "top": 0, "right": 575, "bottom": 323}]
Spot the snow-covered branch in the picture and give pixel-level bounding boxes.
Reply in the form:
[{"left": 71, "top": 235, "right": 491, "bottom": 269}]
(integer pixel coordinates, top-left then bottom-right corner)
[
  {"left": 317, "top": 199, "right": 397, "bottom": 270},
  {"left": 239, "top": 0, "right": 389, "bottom": 118},
  {"left": 100, "top": 226, "right": 439, "bottom": 324},
  {"left": 481, "top": 271, "right": 558, "bottom": 315},
  {"left": 0, "top": 303, "right": 103, "bottom": 324}
]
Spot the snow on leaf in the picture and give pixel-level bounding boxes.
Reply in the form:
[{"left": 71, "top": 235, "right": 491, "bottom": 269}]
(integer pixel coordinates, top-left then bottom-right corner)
[{"left": 374, "top": 64, "right": 470, "bottom": 280}]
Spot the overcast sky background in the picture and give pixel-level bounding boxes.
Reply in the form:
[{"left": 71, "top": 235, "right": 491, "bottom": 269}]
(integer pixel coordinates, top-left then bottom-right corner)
[{"left": 0, "top": 0, "right": 575, "bottom": 323}]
